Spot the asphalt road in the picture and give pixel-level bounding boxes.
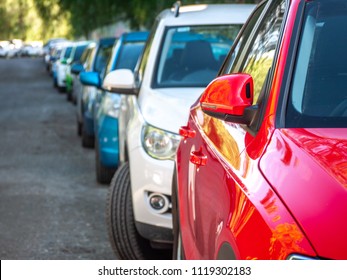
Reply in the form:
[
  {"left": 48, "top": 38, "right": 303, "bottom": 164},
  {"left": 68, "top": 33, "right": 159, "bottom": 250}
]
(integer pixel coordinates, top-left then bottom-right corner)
[{"left": 0, "top": 57, "right": 115, "bottom": 259}]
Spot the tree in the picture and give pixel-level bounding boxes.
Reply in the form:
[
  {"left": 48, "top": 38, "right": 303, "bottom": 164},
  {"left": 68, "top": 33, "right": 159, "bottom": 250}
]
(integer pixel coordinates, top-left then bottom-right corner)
[
  {"left": 34, "top": 0, "right": 72, "bottom": 41},
  {"left": 0, "top": 4, "right": 11, "bottom": 39},
  {"left": 0, "top": 0, "right": 259, "bottom": 41}
]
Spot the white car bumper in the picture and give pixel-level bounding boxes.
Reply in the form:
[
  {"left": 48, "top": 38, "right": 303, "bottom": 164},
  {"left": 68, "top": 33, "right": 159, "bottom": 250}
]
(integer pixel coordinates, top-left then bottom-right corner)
[{"left": 127, "top": 110, "right": 174, "bottom": 238}]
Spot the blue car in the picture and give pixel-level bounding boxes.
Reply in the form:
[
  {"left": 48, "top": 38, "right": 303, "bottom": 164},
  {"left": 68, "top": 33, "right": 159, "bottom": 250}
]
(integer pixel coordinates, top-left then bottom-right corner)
[
  {"left": 92, "top": 31, "right": 149, "bottom": 183},
  {"left": 78, "top": 37, "right": 116, "bottom": 148}
]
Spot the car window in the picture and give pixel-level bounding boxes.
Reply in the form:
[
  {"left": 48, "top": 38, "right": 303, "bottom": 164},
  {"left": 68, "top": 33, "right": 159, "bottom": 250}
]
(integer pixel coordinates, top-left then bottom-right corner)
[
  {"left": 154, "top": 25, "right": 241, "bottom": 88},
  {"left": 242, "top": 2, "right": 285, "bottom": 104},
  {"left": 286, "top": 0, "right": 347, "bottom": 128},
  {"left": 64, "top": 47, "right": 72, "bottom": 59},
  {"left": 136, "top": 19, "right": 159, "bottom": 87},
  {"left": 101, "top": 39, "right": 147, "bottom": 83},
  {"left": 222, "top": 0, "right": 285, "bottom": 107},
  {"left": 221, "top": 4, "right": 266, "bottom": 75},
  {"left": 73, "top": 45, "right": 87, "bottom": 62},
  {"left": 94, "top": 44, "right": 113, "bottom": 74},
  {"left": 84, "top": 47, "right": 96, "bottom": 71},
  {"left": 244, "top": 0, "right": 285, "bottom": 106},
  {"left": 80, "top": 46, "right": 92, "bottom": 64},
  {"left": 55, "top": 48, "right": 62, "bottom": 58},
  {"left": 115, "top": 42, "right": 146, "bottom": 71}
]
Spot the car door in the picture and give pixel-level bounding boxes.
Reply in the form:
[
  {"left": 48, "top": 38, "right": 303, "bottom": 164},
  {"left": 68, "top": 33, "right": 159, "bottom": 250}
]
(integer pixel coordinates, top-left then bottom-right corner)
[{"left": 185, "top": 0, "right": 287, "bottom": 259}]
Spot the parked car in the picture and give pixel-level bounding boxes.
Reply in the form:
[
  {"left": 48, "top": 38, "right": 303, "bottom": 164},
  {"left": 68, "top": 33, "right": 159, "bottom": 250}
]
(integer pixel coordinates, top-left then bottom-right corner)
[
  {"left": 0, "top": 41, "right": 10, "bottom": 57},
  {"left": 172, "top": 0, "right": 347, "bottom": 260},
  {"left": 55, "top": 43, "right": 73, "bottom": 91},
  {"left": 64, "top": 41, "right": 91, "bottom": 101},
  {"left": 43, "top": 38, "right": 68, "bottom": 70},
  {"left": 78, "top": 37, "right": 116, "bottom": 148},
  {"left": 20, "top": 42, "right": 44, "bottom": 57},
  {"left": 49, "top": 41, "right": 70, "bottom": 78},
  {"left": 92, "top": 31, "right": 149, "bottom": 184},
  {"left": 0, "top": 41, "right": 19, "bottom": 58},
  {"left": 71, "top": 42, "right": 96, "bottom": 106},
  {"left": 104, "top": 3, "right": 255, "bottom": 259}
]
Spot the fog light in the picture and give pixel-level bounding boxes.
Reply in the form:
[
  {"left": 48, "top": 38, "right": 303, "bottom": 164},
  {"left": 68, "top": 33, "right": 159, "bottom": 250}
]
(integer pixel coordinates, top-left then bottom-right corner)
[{"left": 148, "top": 193, "right": 169, "bottom": 214}]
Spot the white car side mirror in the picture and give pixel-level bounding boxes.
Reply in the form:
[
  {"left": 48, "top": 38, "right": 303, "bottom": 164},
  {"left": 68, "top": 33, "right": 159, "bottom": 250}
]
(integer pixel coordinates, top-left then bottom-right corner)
[{"left": 103, "top": 69, "right": 137, "bottom": 95}]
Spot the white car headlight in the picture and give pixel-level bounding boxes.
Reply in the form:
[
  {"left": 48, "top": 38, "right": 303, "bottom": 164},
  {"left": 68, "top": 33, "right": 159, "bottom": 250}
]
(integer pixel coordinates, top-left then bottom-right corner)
[
  {"left": 142, "top": 125, "right": 181, "bottom": 160},
  {"left": 103, "top": 94, "right": 121, "bottom": 118}
]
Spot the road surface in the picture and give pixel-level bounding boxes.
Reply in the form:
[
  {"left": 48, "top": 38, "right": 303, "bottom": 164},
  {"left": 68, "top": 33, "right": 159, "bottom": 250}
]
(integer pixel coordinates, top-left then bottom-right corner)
[{"left": 0, "top": 57, "right": 115, "bottom": 259}]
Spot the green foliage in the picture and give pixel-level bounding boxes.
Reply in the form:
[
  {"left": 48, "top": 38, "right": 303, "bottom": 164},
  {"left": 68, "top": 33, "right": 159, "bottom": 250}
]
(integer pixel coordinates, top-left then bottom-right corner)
[
  {"left": 61, "top": 0, "right": 260, "bottom": 35},
  {"left": 0, "top": 0, "right": 71, "bottom": 41},
  {"left": 0, "top": 0, "right": 259, "bottom": 41},
  {"left": 0, "top": 0, "right": 28, "bottom": 40},
  {"left": 0, "top": 5, "right": 11, "bottom": 39},
  {"left": 33, "top": 0, "right": 72, "bottom": 40}
]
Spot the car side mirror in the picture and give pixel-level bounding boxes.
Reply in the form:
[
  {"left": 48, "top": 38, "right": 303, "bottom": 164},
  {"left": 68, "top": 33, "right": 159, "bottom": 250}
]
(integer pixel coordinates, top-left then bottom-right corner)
[
  {"left": 61, "top": 58, "right": 67, "bottom": 65},
  {"left": 71, "top": 63, "right": 84, "bottom": 75},
  {"left": 200, "top": 73, "right": 254, "bottom": 125},
  {"left": 102, "top": 69, "right": 138, "bottom": 95},
  {"left": 80, "top": 71, "right": 101, "bottom": 88}
]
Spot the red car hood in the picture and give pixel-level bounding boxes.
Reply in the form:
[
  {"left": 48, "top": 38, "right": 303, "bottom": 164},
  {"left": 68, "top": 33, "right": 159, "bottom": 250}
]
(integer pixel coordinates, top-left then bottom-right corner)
[{"left": 260, "top": 128, "right": 347, "bottom": 259}]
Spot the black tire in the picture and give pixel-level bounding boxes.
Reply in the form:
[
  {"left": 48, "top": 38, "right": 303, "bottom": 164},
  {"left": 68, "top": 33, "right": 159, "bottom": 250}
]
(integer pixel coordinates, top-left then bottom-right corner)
[
  {"left": 95, "top": 141, "right": 116, "bottom": 184},
  {"left": 66, "top": 90, "right": 72, "bottom": 102},
  {"left": 77, "top": 121, "right": 82, "bottom": 136},
  {"left": 58, "top": 86, "right": 65, "bottom": 93},
  {"left": 72, "top": 95, "right": 77, "bottom": 105},
  {"left": 106, "top": 162, "right": 158, "bottom": 259},
  {"left": 81, "top": 127, "right": 94, "bottom": 148}
]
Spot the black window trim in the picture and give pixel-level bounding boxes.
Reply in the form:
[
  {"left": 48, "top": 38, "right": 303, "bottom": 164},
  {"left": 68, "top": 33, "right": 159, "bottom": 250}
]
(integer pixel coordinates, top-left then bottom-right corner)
[
  {"left": 133, "top": 19, "right": 160, "bottom": 93},
  {"left": 220, "top": 0, "right": 291, "bottom": 136},
  {"left": 275, "top": 0, "right": 306, "bottom": 129},
  {"left": 219, "top": 0, "right": 270, "bottom": 76},
  {"left": 252, "top": 0, "right": 292, "bottom": 133}
]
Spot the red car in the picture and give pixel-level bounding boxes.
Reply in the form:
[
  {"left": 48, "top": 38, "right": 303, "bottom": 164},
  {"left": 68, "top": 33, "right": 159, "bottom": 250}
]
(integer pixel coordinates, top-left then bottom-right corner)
[{"left": 173, "top": 0, "right": 347, "bottom": 260}]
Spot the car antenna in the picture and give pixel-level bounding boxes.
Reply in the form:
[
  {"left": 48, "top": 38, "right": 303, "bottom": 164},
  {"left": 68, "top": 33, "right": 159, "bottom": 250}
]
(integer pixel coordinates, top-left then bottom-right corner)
[{"left": 173, "top": 1, "right": 181, "bottom": 17}]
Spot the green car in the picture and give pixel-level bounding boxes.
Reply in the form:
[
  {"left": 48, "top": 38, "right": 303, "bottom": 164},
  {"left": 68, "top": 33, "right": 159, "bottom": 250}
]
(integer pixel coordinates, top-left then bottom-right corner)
[{"left": 65, "top": 41, "right": 91, "bottom": 101}]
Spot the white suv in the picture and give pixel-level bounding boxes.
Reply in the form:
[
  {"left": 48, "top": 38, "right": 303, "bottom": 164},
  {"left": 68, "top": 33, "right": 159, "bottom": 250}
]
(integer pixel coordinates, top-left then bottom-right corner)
[{"left": 104, "top": 3, "right": 255, "bottom": 259}]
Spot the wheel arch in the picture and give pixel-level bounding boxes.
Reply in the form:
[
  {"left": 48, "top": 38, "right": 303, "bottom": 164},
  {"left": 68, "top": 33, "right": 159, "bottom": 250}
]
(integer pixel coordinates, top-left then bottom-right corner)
[{"left": 217, "top": 242, "right": 237, "bottom": 260}]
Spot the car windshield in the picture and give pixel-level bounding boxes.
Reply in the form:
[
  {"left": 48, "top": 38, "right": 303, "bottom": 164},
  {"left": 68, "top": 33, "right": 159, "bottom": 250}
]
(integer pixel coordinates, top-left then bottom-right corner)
[
  {"left": 287, "top": 0, "right": 347, "bottom": 128},
  {"left": 73, "top": 45, "right": 87, "bottom": 62},
  {"left": 154, "top": 25, "right": 242, "bottom": 88},
  {"left": 63, "top": 47, "right": 72, "bottom": 59},
  {"left": 54, "top": 48, "right": 62, "bottom": 58}
]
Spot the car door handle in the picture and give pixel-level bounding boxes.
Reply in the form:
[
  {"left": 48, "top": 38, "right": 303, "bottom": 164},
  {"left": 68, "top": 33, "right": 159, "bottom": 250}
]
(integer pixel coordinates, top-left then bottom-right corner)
[
  {"left": 190, "top": 149, "right": 207, "bottom": 166},
  {"left": 179, "top": 126, "right": 196, "bottom": 139}
]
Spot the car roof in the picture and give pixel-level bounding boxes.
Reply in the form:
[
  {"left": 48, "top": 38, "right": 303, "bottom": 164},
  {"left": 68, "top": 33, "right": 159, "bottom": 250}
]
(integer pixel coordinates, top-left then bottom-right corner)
[
  {"left": 73, "top": 40, "right": 93, "bottom": 47},
  {"left": 157, "top": 4, "right": 256, "bottom": 26},
  {"left": 122, "top": 31, "right": 150, "bottom": 42},
  {"left": 52, "top": 41, "right": 72, "bottom": 50},
  {"left": 98, "top": 37, "right": 117, "bottom": 46},
  {"left": 86, "top": 41, "right": 97, "bottom": 49}
]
